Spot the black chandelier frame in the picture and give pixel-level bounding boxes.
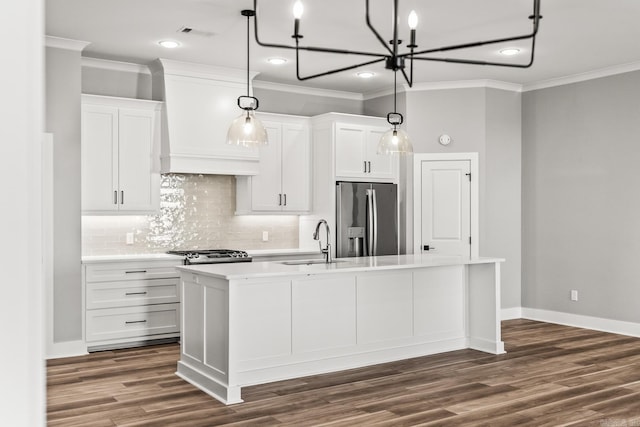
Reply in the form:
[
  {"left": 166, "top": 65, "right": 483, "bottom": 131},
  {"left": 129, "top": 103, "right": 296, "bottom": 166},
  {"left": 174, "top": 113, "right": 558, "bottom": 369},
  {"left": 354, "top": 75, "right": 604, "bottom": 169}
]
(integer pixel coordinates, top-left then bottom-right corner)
[{"left": 250, "top": 0, "right": 542, "bottom": 88}]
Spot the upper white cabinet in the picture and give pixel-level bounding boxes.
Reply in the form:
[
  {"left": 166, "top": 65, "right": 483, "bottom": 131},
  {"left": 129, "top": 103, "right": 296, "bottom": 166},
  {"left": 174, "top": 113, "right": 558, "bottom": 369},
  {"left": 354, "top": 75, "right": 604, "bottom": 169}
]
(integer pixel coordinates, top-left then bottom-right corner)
[
  {"left": 236, "top": 113, "right": 311, "bottom": 214},
  {"left": 81, "top": 94, "right": 161, "bottom": 214},
  {"left": 334, "top": 123, "right": 396, "bottom": 180}
]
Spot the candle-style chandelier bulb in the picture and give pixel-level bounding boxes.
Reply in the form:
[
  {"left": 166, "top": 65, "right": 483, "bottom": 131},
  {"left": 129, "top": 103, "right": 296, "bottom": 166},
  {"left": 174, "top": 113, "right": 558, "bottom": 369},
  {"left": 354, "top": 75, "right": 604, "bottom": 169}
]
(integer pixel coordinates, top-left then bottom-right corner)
[
  {"left": 408, "top": 10, "right": 418, "bottom": 29},
  {"left": 293, "top": 0, "right": 304, "bottom": 19}
]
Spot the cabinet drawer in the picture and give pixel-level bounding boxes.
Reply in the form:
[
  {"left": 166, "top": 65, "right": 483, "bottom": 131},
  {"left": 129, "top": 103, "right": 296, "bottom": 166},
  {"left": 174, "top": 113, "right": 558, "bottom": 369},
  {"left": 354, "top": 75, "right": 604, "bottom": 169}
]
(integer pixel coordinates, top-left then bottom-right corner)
[
  {"left": 86, "top": 304, "right": 180, "bottom": 342},
  {"left": 86, "top": 278, "right": 179, "bottom": 309},
  {"left": 85, "top": 262, "right": 179, "bottom": 282}
]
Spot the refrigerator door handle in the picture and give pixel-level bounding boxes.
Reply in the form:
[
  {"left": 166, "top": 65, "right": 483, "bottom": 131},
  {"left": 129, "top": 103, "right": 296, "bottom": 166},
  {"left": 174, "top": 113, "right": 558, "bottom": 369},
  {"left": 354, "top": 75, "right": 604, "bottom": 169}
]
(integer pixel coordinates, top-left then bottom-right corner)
[
  {"left": 366, "top": 189, "right": 374, "bottom": 256},
  {"left": 371, "top": 188, "right": 378, "bottom": 255},
  {"left": 366, "top": 189, "right": 378, "bottom": 255}
]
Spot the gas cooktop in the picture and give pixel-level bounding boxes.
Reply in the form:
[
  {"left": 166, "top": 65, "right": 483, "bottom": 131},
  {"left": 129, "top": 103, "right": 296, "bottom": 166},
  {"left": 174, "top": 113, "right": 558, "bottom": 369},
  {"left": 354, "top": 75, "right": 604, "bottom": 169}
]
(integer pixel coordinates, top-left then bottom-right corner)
[{"left": 167, "top": 249, "right": 252, "bottom": 265}]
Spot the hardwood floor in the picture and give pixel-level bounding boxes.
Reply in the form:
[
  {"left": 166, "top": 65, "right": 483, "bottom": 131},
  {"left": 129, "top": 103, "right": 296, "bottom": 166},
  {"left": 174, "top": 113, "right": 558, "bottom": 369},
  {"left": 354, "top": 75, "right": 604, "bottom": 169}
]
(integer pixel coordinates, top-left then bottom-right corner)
[{"left": 47, "top": 319, "right": 640, "bottom": 426}]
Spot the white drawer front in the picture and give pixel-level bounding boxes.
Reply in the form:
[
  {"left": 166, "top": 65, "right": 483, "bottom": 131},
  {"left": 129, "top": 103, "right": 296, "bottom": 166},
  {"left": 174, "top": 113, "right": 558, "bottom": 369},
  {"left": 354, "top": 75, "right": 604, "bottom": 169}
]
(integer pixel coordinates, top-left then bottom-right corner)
[
  {"left": 86, "top": 278, "right": 179, "bottom": 309},
  {"left": 85, "top": 261, "right": 180, "bottom": 282},
  {"left": 86, "top": 304, "right": 180, "bottom": 342}
]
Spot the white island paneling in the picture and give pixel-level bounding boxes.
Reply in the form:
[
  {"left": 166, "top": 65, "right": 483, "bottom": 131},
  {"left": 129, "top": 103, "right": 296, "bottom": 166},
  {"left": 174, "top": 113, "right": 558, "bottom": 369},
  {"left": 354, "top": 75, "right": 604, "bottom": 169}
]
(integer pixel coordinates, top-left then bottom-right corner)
[{"left": 176, "top": 254, "right": 504, "bottom": 404}]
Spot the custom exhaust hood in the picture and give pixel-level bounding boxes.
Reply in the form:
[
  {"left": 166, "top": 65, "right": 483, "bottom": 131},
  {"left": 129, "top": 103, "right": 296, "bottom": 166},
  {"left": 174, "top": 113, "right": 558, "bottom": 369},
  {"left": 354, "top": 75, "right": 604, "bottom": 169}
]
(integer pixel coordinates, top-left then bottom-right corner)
[{"left": 149, "top": 59, "right": 260, "bottom": 175}]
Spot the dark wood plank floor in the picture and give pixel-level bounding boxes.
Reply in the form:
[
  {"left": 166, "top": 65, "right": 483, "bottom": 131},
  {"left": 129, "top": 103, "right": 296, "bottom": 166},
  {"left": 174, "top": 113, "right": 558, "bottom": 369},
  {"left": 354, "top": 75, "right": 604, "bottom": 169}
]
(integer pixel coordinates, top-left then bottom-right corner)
[{"left": 47, "top": 319, "right": 640, "bottom": 426}]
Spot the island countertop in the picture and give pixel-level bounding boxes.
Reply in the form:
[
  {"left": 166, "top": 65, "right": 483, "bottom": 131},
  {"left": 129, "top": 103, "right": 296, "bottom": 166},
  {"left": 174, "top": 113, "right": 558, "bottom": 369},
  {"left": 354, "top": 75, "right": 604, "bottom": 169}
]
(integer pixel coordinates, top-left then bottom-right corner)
[{"left": 176, "top": 254, "right": 504, "bottom": 280}]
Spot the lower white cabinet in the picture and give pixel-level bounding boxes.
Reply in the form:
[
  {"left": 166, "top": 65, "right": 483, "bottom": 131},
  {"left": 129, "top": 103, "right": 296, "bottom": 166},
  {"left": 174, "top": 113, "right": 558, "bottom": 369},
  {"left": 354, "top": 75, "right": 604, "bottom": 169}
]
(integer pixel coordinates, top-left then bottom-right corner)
[{"left": 83, "top": 259, "right": 181, "bottom": 351}]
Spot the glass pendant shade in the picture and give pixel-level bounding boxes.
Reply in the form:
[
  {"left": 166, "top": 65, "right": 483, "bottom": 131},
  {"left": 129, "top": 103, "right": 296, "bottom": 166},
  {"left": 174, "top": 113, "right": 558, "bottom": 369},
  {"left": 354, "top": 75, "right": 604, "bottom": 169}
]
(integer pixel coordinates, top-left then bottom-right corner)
[
  {"left": 227, "top": 111, "right": 268, "bottom": 147},
  {"left": 377, "top": 127, "right": 413, "bottom": 155}
]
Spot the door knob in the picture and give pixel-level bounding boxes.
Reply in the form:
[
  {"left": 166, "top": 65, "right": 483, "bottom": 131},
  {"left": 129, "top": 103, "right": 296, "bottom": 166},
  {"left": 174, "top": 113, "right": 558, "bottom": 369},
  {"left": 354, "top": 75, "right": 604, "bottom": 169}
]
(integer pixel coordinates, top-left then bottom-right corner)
[{"left": 423, "top": 245, "right": 436, "bottom": 251}]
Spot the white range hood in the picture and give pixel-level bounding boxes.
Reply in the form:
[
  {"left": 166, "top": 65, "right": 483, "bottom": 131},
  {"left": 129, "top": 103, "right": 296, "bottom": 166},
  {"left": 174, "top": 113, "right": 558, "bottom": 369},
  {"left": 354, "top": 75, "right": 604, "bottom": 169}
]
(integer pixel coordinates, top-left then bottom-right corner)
[{"left": 149, "top": 59, "right": 260, "bottom": 175}]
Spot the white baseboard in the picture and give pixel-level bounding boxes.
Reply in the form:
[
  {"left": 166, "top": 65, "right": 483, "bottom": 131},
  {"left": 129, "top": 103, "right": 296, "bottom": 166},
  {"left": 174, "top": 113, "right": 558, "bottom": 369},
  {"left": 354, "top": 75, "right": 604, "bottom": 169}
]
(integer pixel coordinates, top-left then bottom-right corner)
[
  {"left": 501, "top": 307, "right": 640, "bottom": 339},
  {"left": 46, "top": 340, "right": 88, "bottom": 359},
  {"left": 501, "top": 307, "right": 522, "bottom": 320}
]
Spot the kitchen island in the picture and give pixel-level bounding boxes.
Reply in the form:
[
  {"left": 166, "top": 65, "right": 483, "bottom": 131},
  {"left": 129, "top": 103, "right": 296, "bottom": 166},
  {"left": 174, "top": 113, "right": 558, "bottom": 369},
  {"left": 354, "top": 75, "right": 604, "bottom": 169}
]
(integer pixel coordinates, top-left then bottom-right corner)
[{"left": 176, "top": 254, "right": 504, "bottom": 404}]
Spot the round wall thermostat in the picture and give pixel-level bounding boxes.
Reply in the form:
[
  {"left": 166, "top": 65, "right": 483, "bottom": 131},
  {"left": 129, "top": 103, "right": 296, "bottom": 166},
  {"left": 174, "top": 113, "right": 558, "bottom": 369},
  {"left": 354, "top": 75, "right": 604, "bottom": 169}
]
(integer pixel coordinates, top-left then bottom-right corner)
[{"left": 439, "top": 134, "right": 452, "bottom": 145}]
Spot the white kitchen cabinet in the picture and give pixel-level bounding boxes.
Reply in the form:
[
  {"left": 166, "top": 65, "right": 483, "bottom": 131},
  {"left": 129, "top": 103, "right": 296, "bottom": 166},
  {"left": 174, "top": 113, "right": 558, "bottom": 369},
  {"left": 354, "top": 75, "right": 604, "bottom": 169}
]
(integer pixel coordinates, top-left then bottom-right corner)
[
  {"left": 81, "top": 94, "right": 162, "bottom": 214},
  {"left": 236, "top": 113, "right": 311, "bottom": 214},
  {"left": 334, "top": 122, "right": 396, "bottom": 180},
  {"left": 83, "top": 259, "right": 181, "bottom": 351}
]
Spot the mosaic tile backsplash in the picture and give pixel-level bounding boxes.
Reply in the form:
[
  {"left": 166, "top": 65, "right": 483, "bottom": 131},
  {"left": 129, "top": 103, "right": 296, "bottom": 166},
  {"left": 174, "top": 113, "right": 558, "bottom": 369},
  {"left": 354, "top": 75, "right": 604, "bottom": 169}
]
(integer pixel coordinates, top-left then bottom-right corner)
[{"left": 82, "top": 174, "right": 300, "bottom": 256}]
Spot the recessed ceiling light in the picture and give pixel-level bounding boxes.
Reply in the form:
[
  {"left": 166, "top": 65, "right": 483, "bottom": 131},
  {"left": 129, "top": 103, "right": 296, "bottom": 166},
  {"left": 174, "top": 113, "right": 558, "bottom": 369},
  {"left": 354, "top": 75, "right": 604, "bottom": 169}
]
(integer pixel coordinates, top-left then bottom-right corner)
[
  {"left": 158, "top": 40, "right": 181, "bottom": 49},
  {"left": 357, "top": 71, "right": 375, "bottom": 79},
  {"left": 267, "top": 57, "right": 287, "bottom": 65},
  {"left": 499, "top": 48, "right": 520, "bottom": 56}
]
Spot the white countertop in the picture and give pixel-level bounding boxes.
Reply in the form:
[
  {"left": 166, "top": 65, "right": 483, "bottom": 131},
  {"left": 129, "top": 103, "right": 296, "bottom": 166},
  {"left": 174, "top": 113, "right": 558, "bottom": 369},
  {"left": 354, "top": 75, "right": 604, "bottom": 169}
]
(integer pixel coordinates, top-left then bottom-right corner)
[
  {"left": 81, "top": 248, "right": 320, "bottom": 264},
  {"left": 176, "top": 254, "right": 505, "bottom": 280},
  {"left": 245, "top": 248, "right": 322, "bottom": 257},
  {"left": 82, "top": 253, "right": 184, "bottom": 264}
]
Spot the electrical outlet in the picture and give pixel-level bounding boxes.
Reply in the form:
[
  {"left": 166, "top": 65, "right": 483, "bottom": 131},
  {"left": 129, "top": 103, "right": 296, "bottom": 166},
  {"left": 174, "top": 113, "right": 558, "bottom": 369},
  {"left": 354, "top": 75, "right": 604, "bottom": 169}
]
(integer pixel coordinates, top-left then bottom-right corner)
[
  {"left": 262, "top": 231, "right": 269, "bottom": 242},
  {"left": 126, "top": 232, "right": 134, "bottom": 245},
  {"left": 570, "top": 290, "right": 578, "bottom": 301}
]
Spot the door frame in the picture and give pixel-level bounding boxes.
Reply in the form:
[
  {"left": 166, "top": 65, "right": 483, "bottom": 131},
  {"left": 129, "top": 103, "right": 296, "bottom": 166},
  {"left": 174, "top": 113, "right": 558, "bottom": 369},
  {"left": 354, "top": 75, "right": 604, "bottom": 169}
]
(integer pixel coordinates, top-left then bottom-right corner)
[{"left": 413, "top": 152, "right": 479, "bottom": 258}]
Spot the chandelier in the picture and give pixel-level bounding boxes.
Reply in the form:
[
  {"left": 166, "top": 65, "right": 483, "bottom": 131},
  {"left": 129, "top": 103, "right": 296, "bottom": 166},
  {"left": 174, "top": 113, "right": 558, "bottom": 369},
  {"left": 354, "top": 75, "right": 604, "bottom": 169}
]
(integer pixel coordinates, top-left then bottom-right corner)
[{"left": 249, "top": 0, "right": 543, "bottom": 153}]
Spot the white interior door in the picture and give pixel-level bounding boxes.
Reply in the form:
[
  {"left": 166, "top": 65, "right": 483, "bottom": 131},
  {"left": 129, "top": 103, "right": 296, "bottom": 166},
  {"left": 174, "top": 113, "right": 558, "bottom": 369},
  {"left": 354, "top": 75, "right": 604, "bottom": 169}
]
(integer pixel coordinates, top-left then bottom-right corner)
[{"left": 420, "top": 160, "right": 471, "bottom": 256}]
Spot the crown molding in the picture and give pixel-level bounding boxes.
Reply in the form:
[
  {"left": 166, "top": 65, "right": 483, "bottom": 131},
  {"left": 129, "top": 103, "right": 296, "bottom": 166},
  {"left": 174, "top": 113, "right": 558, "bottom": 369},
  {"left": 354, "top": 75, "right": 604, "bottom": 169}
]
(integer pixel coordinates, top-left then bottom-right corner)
[
  {"left": 81, "top": 57, "right": 151, "bottom": 75},
  {"left": 149, "top": 58, "right": 255, "bottom": 83},
  {"left": 363, "top": 79, "right": 521, "bottom": 100},
  {"left": 522, "top": 61, "right": 640, "bottom": 92},
  {"left": 362, "top": 87, "right": 397, "bottom": 100},
  {"left": 44, "top": 36, "right": 90, "bottom": 51},
  {"left": 253, "top": 80, "right": 363, "bottom": 101},
  {"left": 408, "top": 79, "right": 523, "bottom": 93}
]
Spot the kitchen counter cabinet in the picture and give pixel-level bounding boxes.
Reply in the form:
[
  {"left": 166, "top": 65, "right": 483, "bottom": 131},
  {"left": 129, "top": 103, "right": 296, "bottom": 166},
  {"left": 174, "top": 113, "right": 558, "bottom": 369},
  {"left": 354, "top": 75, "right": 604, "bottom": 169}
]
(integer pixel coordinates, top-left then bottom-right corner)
[
  {"left": 175, "top": 254, "right": 504, "bottom": 404},
  {"left": 83, "top": 258, "right": 181, "bottom": 351}
]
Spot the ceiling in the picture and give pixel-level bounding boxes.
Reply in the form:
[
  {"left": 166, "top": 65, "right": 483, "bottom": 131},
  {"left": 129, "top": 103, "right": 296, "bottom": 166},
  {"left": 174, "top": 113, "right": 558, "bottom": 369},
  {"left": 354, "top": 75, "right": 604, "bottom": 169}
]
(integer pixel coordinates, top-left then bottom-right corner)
[{"left": 46, "top": 0, "right": 640, "bottom": 95}]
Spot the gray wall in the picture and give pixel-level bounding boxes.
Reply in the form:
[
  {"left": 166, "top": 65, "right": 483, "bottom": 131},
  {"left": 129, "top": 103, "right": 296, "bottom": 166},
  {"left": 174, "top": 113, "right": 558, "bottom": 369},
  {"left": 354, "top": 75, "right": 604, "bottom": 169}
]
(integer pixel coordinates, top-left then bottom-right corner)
[
  {"left": 82, "top": 66, "right": 152, "bottom": 99},
  {"left": 522, "top": 71, "right": 640, "bottom": 323},
  {"left": 401, "top": 87, "right": 522, "bottom": 310},
  {"left": 46, "top": 47, "right": 83, "bottom": 342}
]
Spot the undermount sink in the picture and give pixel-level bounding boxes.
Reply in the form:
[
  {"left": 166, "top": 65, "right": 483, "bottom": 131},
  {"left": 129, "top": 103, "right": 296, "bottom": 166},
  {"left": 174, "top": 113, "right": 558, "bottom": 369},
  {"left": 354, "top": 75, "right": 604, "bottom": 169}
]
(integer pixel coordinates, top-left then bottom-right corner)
[{"left": 280, "top": 259, "right": 351, "bottom": 266}]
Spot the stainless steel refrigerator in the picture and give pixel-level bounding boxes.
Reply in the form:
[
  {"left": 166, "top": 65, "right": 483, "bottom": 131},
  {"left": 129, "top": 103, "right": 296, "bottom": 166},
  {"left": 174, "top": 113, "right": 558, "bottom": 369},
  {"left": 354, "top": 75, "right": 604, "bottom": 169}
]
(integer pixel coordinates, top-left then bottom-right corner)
[{"left": 336, "top": 181, "right": 399, "bottom": 258}]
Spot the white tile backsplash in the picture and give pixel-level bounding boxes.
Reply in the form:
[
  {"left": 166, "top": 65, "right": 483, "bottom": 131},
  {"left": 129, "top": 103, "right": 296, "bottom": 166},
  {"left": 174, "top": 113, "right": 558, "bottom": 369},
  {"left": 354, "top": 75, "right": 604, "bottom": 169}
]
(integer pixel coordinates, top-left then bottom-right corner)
[{"left": 82, "top": 174, "right": 299, "bottom": 256}]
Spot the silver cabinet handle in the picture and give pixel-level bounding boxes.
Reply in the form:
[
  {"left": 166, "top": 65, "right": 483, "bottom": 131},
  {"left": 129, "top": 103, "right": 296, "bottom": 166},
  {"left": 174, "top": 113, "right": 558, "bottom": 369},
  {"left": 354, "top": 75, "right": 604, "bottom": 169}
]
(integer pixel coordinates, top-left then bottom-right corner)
[
  {"left": 125, "top": 320, "right": 147, "bottom": 324},
  {"left": 125, "top": 270, "right": 147, "bottom": 274},
  {"left": 363, "top": 161, "right": 367, "bottom": 173},
  {"left": 125, "top": 291, "right": 148, "bottom": 296},
  {"left": 114, "top": 190, "right": 118, "bottom": 205},
  {"left": 278, "top": 193, "right": 282, "bottom": 206},
  {"left": 121, "top": 190, "right": 124, "bottom": 204},
  {"left": 283, "top": 194, "right": 287, "bottom": 206},
  {"left": 368, "top": 161, "right": 371, "bottom": 173}
]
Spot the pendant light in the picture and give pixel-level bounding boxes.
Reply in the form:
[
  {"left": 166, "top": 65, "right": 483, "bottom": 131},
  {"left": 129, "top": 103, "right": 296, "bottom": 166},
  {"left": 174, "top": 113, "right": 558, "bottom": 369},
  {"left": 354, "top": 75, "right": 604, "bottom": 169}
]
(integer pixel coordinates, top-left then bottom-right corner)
[
  {"left": 377, "top": 70, "right": 412, "bottom": 155},
  {"left": 227, "top": 9, "right": 268, "bottom": 148}
]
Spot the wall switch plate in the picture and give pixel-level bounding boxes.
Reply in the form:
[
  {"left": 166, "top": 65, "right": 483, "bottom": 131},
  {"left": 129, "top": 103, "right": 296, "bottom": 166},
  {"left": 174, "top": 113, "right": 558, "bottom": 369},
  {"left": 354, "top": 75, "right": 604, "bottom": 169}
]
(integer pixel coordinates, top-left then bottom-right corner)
[
  {"left": 126, "top": 232, "right": 134, "bottom": 245},
  {"left": 262, "top": 231, "right": 269, "bottom": 242},
  {"left": 570, "top": 290, "right": 578, "bottom": 301}
]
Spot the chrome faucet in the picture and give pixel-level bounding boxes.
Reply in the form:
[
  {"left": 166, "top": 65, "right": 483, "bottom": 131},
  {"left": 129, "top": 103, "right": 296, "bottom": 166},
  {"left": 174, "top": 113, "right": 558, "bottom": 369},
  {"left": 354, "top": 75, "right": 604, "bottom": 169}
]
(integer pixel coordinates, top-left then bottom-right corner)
[{"left": 313, "top": 219, "right": 332, "bottom": 263}]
